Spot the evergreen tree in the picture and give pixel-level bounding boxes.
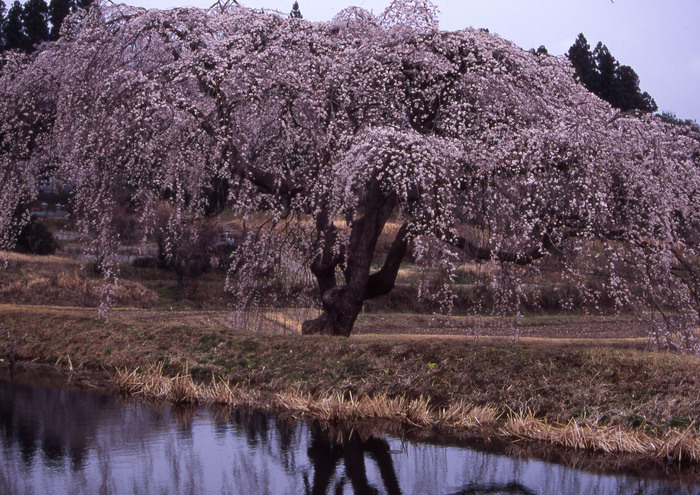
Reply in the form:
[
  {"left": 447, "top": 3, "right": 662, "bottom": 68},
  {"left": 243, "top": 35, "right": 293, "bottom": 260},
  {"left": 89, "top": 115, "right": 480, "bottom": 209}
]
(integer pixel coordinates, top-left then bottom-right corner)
[
  {"left": 0, "top": 1, "right": 7, "bottom": 50},
  {"left": 529, "top": 45, "right": 548, "bottom": 56},
  {"left": 616, "top": 65, "right": 656, "bottom": 112},
  {"left": 74, "top": 0, "right": 91, "bottom": 10},
  {"left": 567, "top": 33, "right": 597, "bottom": 89},
  {"left": 48, "top": 0, "right": 72, "bottom": 40},
  {"left": 22, "top": 0, "right": 49, "bottom": 50},
  {"left": 4, "top": 0, "right": 27, "bottom": 51},
  {"left": 640, "top": 92, "right": 656, "bottom": 113},
  {"left": 567, "top": 33, "right": 657, "bottom": 113},
  {"left": 615, "top": 65, "right": 638, "bottom": 109},
  {"left": 593, "top": 43, "right": 617, "bottom": 103},
  {"left": 290, "top": 1, "right": 302, "bottom": 19}
]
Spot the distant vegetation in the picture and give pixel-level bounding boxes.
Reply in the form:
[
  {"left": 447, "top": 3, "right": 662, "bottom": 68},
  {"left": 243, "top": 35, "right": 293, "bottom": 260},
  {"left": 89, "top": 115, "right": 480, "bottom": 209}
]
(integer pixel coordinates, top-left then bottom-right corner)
[
  {"left": 0, "top": 0, "right": 93, "bottom": 53},
  {"left": 567, "top": 33, "right": 657, "bottom": 113}
]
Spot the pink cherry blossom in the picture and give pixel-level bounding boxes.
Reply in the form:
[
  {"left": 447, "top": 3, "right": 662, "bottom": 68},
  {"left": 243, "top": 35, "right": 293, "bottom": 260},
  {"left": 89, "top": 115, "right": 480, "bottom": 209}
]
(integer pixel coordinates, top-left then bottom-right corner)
[{"left": 1, "top": 1, "right": 698, "bottom": 345}]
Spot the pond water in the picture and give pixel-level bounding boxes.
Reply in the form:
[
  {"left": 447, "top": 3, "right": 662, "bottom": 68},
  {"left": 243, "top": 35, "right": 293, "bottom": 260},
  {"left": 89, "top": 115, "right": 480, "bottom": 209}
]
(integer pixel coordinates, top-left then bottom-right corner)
[{"left": 1, "top": 366, "right": 698, "bottom": 495}]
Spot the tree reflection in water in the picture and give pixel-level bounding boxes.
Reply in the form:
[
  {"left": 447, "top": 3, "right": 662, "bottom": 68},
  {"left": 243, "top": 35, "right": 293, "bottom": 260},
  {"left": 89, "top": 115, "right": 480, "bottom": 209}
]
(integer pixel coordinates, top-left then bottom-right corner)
[
  {"left": 0, "top": 367, "right": 102, "bottom": 472},
  {"left": 304, "top": 422, "right": 401, "bottom": 495},
  {"left": 302, "top": 422, "right": 538, "bottom": 495}
]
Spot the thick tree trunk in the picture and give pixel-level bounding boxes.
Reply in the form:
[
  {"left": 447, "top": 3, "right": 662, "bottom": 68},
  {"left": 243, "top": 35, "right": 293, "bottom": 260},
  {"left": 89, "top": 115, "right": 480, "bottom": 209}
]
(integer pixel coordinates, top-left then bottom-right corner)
[
  {"left": 303, "top": 182, "right": 408, "bottom": 337},
  {"left": 301, "top": 288, "right": 364, "bottom": 337}
]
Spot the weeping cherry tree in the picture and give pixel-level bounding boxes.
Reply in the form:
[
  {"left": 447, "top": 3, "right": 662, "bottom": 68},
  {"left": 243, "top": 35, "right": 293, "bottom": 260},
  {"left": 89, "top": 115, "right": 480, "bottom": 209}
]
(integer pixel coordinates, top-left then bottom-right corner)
[{"left": 0, "top": 0, "right": 698, "bottom": 346}]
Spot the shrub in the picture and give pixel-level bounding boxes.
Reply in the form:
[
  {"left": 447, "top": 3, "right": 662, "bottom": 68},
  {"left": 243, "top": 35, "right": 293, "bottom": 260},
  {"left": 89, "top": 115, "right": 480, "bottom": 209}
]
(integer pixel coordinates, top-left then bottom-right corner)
[{"left": 15, "top": 218, "right": 57, "bottom": 255}]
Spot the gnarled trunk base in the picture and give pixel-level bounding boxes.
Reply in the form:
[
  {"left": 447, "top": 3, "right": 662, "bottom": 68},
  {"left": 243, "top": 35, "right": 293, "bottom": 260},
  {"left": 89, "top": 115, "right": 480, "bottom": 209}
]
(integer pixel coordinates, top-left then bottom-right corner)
[
  {"left": 301, "top": 314, "right": 335, "bottom": 336},
  {"left": 302, "top": 301, "right": 362, "bottom": 337}
]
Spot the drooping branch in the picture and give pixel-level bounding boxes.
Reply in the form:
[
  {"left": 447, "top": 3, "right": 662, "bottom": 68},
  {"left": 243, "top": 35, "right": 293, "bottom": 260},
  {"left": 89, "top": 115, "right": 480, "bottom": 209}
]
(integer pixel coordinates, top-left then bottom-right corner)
[
  {"left": 229, "top": 155, "right": 304, "bottom": 197},
  {"left": 447, "top": 228, "right": 582, "bottom": 266}
]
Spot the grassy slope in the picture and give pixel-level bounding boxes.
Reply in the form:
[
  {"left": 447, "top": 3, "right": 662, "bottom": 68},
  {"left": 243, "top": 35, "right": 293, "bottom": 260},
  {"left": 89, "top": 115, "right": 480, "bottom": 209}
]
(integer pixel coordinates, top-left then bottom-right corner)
[{"left": 1, "top": 304, "right": 697, "bottom": 436}]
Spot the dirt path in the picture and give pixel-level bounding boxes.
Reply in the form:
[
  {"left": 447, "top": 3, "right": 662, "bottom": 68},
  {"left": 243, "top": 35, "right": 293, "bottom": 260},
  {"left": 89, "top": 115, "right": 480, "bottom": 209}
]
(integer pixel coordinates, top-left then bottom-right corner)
[
  {"left": 0, "top": 303, "right": 651, "bottom": 345},
  {"left": 0, "top": 303, "right": 650, "bottom": 342},
  {"left": 353, "top": 313, "right": 650, "bottom": 339}
]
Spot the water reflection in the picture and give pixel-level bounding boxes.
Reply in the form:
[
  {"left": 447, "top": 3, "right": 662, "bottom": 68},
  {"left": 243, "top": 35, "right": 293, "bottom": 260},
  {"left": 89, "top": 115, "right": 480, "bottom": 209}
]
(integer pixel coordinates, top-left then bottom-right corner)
[
  {"left": 0, "top": 366, "right": 698, "bottom": 495},
  {"left": 304, "top": 423, "right": 401, "bottom": 495}
]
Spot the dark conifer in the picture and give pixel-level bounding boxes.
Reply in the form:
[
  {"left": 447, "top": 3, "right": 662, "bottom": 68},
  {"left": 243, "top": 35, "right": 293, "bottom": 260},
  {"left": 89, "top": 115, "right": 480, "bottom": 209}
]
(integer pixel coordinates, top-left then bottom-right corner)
[
  {"left": 0, "top": 1, "right": 7, "bottom": 50},
  {"left": 48, "top": 0, "right": 72, "bottom": 40},
  {"left": 593, "top": 43, "right": 617, "bottom": 103},
  {"left": 567, "top": 33, "right": 597, "bottom": 89},
  {"left": 290, "top": 1, "right": 302, "bottom": 19},
  {"left": 21, "top": 0, "right": 49, "bottom": 50},
  {"left": 568, "top": 33, "right": 657, "bottom": 113},
  {"left": 4, "top": 0, "right": 27, "bottom": 51}
]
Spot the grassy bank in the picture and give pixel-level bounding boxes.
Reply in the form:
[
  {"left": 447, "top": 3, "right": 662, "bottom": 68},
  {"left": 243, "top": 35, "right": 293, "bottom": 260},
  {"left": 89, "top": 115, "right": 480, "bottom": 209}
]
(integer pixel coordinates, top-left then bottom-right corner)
[{"left": 2, "top": 303, "right": 700, "bottom": 468}]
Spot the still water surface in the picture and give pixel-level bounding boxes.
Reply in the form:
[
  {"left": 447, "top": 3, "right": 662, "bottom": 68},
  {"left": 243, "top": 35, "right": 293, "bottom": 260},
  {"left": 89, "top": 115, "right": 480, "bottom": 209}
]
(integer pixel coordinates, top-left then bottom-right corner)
[{"left": 1, "top": 366, "right": 698, "bottom": 495}]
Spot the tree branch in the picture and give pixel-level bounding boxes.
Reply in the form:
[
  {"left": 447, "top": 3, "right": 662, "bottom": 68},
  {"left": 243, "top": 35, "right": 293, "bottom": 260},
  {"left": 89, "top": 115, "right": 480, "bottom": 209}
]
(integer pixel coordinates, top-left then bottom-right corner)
[
  {"left": 447, "top": 228, "right": 580, "bottom": 266},
  {"left": 365, "top": 223, "right": 409, "bottom": 299}
]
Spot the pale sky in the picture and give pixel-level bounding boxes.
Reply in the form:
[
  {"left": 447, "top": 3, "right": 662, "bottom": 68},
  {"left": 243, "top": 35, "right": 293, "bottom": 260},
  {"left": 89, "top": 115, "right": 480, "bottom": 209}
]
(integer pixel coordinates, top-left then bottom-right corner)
[{"left": 120, "top": 0, "right": 700, "bottom": 122}]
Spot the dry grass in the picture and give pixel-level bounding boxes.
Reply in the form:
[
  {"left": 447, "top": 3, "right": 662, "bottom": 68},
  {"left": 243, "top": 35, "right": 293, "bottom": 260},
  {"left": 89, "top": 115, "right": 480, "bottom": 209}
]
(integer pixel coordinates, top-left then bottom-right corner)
[
  {"left": 114, "top": 364, "right": 172, "bottom": 399},
  {"left": 202, "top": 376, "right": 240, "bottom": 405},
  {"left": 501, "top": 410, "right": 700, "bottom": 462},
  {"left": 0, "top": 256, "right": 158, "bottom": 308},
  {"left": 439, "top": 400, "right": 500, "bottom": 428},
  {"left": 657, "top": 425, "right": 700, "bottom": 462},
  {"left": 229, "top": 386, "right": 435, "bottom": 427},
  {"left": 112, "top": 364, "right": 700, "bottom": 464},
  {"left": 114, "top": 364, "right": 260, "bottom": 406},
  {"left": 114, "top": 366, "right": 485, "bottom": 431},
  {"left": 170, "top": 373, "right": 200, "bottom": 405},
  {"left": 0, "top": 250, "right": 80, "bottom": 265}
]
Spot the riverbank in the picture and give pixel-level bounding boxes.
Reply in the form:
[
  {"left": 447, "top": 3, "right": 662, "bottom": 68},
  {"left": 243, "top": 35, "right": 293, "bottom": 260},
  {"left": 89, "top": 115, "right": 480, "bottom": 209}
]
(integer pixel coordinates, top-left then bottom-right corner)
[{"left": 1, "top": 304, "right": 700, "bottom": 472}]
